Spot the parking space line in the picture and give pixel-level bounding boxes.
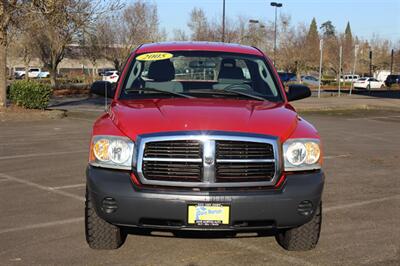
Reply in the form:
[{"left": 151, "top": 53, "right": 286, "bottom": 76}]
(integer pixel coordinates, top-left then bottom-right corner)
[
  {"left": 324, "top": 195, "right": 400, "bottom": 212},
  {"left": 0, "top": 217, "right": 84, "bottom": 234},
  {"left": 66, "top": 116, "right": 96, "bottom": 122},
  {"left": 0, "top": 173, "right": 85, "bottom": 202},
  {"left": 346, "top": 115, "right": 400, "bottom": 121},
  {"left": 324, "top": 154, "right": 350, "bottom": 159},
  {"left": 50, "top": 183, "right": 86, "bottom": 190},
  {"left": 0, "top": 150, "right": 87, "bottom": 160},
  {"left": 219, "top": 239, "right": 315, "bottom": 266}
]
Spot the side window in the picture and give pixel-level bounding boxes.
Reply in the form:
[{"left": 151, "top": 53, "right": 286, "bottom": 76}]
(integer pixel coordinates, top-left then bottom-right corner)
[
  {"left": 236, "top": 60, "right": 250, "bottom": 80},
  {"left": 257, "top": 59, "right": 278, "bottom": 97}
]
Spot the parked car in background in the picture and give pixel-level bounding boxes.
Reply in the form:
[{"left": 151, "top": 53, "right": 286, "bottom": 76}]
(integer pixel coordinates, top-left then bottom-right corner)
[
  {"left": 14, "top": 68, "right": 50, "bottom": 79},
  {"left": 98, "top": 68, "right": 116, "bottom": 76},
  {"left": 384, "top": 74, "right": 400, "bottom": 87},
  {"left": 353, "top": 77, "right": 385, "bottom": 89},
  {"left": 339, "top": 74, "right": 359, "bottom": 83},
  {"left": 374, "top": 70, "right": 391, "bottom": 82},
  {"left": 301, "top": 75, "right": 319, "bottom": 86},
  {"left": 102, "top": 70, "right": 119, "bottom": 83},
  {"left": 278, "top": 72, "right": 296, "bottom": 83}
]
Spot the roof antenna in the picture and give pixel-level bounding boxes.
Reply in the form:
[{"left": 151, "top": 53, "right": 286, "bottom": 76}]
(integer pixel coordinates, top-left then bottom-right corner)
[{"left": 104, "top": 81, "right": 108, "bottom": 112}]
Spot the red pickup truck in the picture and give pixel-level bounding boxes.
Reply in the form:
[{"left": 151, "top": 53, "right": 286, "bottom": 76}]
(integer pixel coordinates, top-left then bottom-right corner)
[{"left": 86, "top": 42, "right": 324, "bottom": 251}]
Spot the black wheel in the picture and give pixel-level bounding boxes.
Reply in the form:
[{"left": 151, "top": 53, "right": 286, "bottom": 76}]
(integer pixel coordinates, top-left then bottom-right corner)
[
  {"left": 275, "top": 202, "right": 322, "bottom": 251},
  {"left": 85, "top": 187, "right": 126, "bottom": 249}
]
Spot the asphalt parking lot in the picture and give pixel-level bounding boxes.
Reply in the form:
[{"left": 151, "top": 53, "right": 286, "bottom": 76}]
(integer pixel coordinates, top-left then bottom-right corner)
[{"left": 0, "top": 110, "right": 399, "bottom": 265}]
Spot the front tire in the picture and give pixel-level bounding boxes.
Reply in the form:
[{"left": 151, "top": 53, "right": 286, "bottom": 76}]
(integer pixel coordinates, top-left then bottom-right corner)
[
  {"left": 275, "top": 202, "right": 322, "bottom": 251},
  {"left": 85, "top": 187, "right": 126, "bottom": 249}
]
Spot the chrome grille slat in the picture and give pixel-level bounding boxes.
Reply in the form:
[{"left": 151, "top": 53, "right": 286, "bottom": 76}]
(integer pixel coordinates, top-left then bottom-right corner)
[
  {"left": 143, "top": 161, "right": 202, "bottom": 182},
  {"left": 144, "top": 140, "right": 201, "bottom": 158}
]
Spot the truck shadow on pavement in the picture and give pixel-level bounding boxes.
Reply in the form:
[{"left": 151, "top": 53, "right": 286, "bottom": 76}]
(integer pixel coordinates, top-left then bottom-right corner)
[{"left": 123, "top": 227, "right": 277, "bottom": 239}]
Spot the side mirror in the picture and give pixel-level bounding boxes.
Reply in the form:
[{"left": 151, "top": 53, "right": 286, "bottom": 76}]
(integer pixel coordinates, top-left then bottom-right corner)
[
  {"left": 90, "top": 81, "right": 115, "bottom": 99},
  {"left": 286, "top": 84, "right": 311, "bottom": 101}
]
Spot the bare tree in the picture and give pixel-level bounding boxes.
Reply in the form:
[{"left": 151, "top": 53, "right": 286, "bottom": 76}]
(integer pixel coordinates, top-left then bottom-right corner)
[
  {"left": 28, "top": 0, "right": 122, "bottom": 87},
  {"left": 0, "top": 0, "right": 25, "bottom": 107},
  {"left": 80, "top": 30, "right": 102, "bottom": 79},
  {"left": 187, "top": 7, "right": 213, "bottom": 41},
  {"left": 173, "top": 29, "right": 188, "bottom": 41},
  {"left": 96, "top": 0, "right": 164, "bottom": 71}
]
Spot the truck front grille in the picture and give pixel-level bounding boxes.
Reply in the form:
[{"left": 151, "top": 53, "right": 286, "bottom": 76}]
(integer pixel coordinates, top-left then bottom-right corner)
[{"left": 137, "top": 133, "right": 279, "bottom": 188}]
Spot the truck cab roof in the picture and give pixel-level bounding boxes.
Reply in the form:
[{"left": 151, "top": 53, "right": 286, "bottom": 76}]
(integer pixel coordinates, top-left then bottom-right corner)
[{"left": 135, "top": 41, "right": 264, "bottom": 57}]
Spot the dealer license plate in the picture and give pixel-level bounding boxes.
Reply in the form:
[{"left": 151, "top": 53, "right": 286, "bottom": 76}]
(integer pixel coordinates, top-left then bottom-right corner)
[{"left": 188, "top": 203, "right": 230, "bottom": 226}]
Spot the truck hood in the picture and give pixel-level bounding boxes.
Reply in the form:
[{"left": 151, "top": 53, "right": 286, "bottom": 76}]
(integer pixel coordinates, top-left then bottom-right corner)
[{"left": 110, "top": 98, "right": 298, "bottom": 141}]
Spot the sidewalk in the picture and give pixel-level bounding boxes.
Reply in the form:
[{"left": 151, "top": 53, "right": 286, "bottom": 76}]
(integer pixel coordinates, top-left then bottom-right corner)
[
  {"left": 47, "top": 92, "right": 400, "bottom": 118},
  {"left": 292, "top": 93, "right": 400, "bottom": 112},
  {"left": 48, "top": 96, "right": 106, "bottom": 113}
]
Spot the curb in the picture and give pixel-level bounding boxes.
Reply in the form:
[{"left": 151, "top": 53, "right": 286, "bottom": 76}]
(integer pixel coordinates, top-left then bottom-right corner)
[{"left": 296, "top": 104, "right": 400, "bottom": 113}]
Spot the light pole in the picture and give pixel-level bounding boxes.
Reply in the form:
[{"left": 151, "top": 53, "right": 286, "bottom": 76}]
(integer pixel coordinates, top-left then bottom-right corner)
[
  {"left": 222, "top": 0, "right": 226, "bottom": 42},
  {"left": 350, "top": 44, "right": 359, "bottom": 95},
  {"left": 318, "top": 39, "right": 323, "bottom": 98},
  {"left": 338, "top": 45, "right": 342, "bottom": 97},
  {"left": 247, "top": 20, "right": 265, "bottom": 45},
  {"left": 390, "top": 49, "right": 394, "bottom": 74},
  {"left": 270, "top": 2, "right": 282, "bottom": 67},
  {"left": 249, "top": 19, "right": 265, "bottom": 28}
]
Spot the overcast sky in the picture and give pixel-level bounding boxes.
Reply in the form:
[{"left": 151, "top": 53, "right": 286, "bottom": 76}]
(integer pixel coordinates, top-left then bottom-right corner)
[{"left": 121, "top": 0, "right": 400, "bottom": 43}]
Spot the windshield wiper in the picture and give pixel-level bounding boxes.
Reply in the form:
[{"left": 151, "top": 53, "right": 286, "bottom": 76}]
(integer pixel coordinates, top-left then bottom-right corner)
[
  {"left": 191, "top": 84, "right": 267, "bottom": 101},
  {"left": 126, "top": 88, "right": 194, "bottom": 99},
  {"left": 220, "top": 88, "right": 267, "bottom": 101}
]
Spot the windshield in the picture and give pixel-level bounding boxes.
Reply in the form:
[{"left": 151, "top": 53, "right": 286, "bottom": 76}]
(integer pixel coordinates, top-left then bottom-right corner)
[{"left": 119, "top": 51, "right": 283, "bottom": 102}]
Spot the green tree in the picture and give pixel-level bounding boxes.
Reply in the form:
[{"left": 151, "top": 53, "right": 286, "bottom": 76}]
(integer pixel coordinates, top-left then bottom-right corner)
[
  {"left": 306, "top": 18, "right": 320, "bottom": 70},
  {"left": 343, "top": 22, "right": 353, "bottom": 72},
  {"left": 320, "top": 21, "right": 335, "bottom": 37}
]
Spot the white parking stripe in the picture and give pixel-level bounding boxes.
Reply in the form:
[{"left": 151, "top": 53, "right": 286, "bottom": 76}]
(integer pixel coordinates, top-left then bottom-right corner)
[
  {"left": 0, "top": 173, "right": 84, "bottom": 201},
  {"left": 324, "top": 195, "right": 400, "bottom": 212},
  {"left": 66, "top": 116, "right": 96, "bottom": 122},
  {"left": 0, "top": 218, "right": 84, "bottom": 234},
  {"left": 324, "top": 154, "right": 350, "bottom": 159},
  {"left": 219, "top": 239, "right": 315, "bottom": 266},
  {"left": 50, "top": 183, "right": 86, "bottom": 190},
  {"left": 0, "top": 150, "right": 87, "bottom": 160},
  {"left": 346, "top": 115, "right": 400, "bottom": 121}
]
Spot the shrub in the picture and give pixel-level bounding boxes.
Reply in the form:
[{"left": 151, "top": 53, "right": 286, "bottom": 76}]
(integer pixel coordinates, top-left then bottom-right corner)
[{"left": 9, "top": 80, "right": 52, "bottom": 109}]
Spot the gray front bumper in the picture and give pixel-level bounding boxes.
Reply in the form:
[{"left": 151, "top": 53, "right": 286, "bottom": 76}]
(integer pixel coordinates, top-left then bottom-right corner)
[{"left": 87, "top": 166, "right": 324, "bottom": 230}]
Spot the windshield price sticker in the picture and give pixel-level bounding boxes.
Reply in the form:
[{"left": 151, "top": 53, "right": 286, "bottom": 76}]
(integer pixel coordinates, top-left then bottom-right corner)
[{"left": 136, "top": 52, "right": 173, "bottom": 61}]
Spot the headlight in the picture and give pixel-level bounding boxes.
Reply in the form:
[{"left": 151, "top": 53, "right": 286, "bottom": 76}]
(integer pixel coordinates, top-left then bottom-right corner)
[
  {"left": 283, "top": 139, "right": 321, "bottom": 171},
  {"left": 90, "top": 135, "right": 134, "bottom": 170}
]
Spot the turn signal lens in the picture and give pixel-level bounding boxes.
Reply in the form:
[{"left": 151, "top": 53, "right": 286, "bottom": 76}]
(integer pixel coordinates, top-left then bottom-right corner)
[
  {"left": 305, "top": 142, "right": 320, "bottom": 164},
  {"left": 93, "top": 139, "right": 110, "bottom": 161},
  {"left": 283, "top": 139, "right": 322, "bottom": 171}
]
